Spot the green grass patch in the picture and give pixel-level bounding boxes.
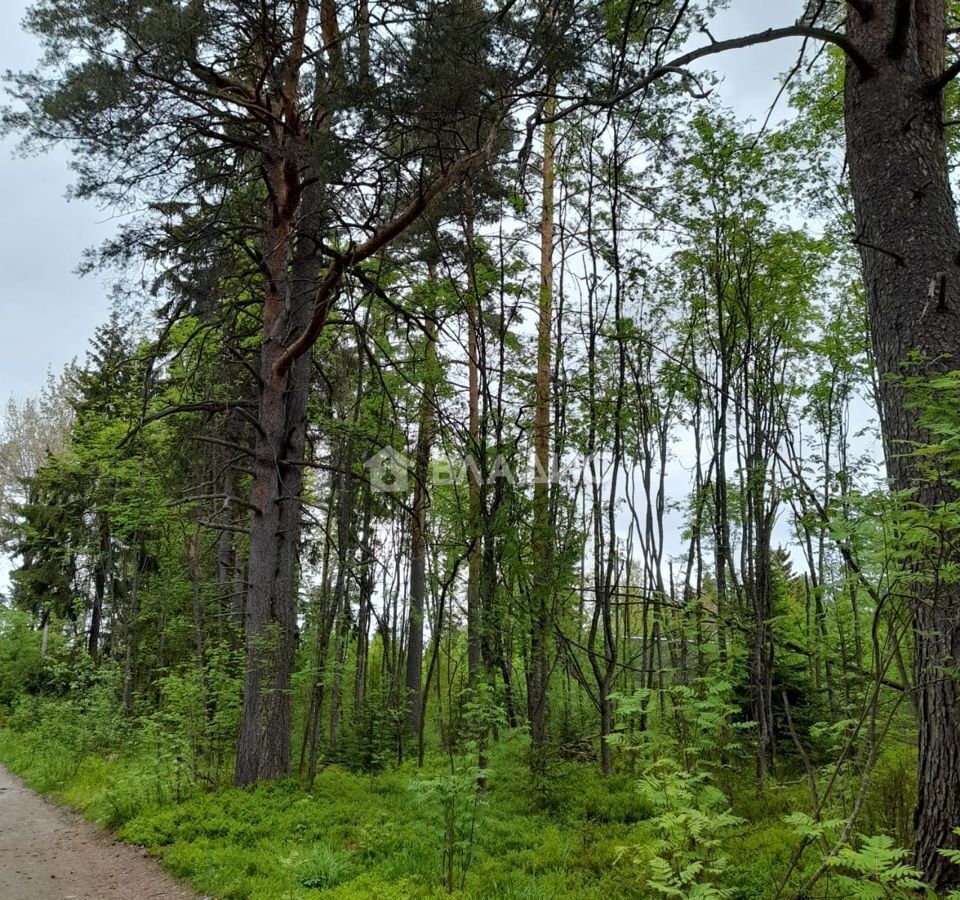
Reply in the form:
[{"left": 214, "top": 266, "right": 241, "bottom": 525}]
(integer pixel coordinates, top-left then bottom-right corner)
[{"left": 0, "top": 728, "right": 862, "bottom": 899}]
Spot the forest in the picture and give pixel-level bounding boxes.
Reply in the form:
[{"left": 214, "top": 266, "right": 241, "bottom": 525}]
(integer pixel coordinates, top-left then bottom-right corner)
[{"left": 1, "top": 0, "right": 960, "bottom": 897}]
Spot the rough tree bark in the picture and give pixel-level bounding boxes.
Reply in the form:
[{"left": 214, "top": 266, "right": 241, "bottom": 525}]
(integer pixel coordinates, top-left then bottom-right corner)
[
  {"left": 231, "top": 0, "right": 505, "bottom": 787},
  {"left": 844, "top": 0, "right": 960, "bottom": 886},
  {"left": 234, "top": 117, "right": 317, "bottom": 784}
]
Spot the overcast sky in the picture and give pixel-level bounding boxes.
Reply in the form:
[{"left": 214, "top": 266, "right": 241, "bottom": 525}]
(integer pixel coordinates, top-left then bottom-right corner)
[
  {"left": 0, "top": 1, "right": 116, "bottom": 402},
  {"left": 0, "top": 0, "right": 801, "bottom": 404}
]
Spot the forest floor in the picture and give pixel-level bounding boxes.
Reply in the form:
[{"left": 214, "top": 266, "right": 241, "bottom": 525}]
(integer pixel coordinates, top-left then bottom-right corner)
[
  {"left": 0, "top": 764, "right": 196, "bottom": 900},
  {"left": 0, "top": 725, "right": 919, "bottom": 899}
]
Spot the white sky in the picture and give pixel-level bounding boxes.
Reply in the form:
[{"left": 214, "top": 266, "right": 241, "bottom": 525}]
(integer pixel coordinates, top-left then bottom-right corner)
[{"left": 0, "top": 1, "right": 115, "bottom": 403}]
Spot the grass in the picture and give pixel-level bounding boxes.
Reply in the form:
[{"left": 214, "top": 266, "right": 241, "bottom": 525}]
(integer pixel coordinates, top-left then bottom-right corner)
[{"left": 0, "top": 726, "right": 842, "bottom": 899}]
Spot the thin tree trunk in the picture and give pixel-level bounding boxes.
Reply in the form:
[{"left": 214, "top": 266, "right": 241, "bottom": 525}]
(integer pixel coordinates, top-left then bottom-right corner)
[
  {"left": 302, "top": 497, "right": 335, "bottom": 782},
  {"left": 528, "top": 88, "right": 556, "bottom": 775},
  {"left": 463, "top": 181, "right": 483, "bottom": 688},
  {"left": 353, "top": 497, "right": 375, "bottom": 715},
  {"left": 88, "top": 515, "right": 109, "bottom": 660},
  {"left": 39, "top": 610, "right": 49, "bottom": 659},
  {"left": 405, "top": 314, "right": 437, "bottom": 734}
]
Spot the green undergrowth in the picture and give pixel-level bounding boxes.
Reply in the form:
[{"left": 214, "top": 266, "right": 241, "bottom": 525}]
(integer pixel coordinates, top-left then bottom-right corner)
[{"left": 0, "top": 726, "right": 918, "bottom": 899}]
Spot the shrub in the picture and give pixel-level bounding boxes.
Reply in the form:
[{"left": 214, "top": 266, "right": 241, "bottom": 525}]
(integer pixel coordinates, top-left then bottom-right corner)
[{"left": 620, "top": 759, "right": 744, "bottom": 899}]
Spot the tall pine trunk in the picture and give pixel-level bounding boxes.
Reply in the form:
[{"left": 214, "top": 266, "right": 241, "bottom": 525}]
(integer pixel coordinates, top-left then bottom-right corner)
[
  {"left": 235, "top": 145, "right": 316, "bottom": 785},
  {"left": 844, "top": 0, "right": 960, "bottom": 885}
]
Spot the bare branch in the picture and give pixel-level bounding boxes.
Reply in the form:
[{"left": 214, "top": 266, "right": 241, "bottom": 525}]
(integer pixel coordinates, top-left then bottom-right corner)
[
  {"left": 169, "top": 493, "right": 261, "bottom": 512},
  {"left": 120, "top": 400, "right": 261, "bottom": 447},
  {"left": 272, "top": 120, "right": 504, "bottom": 377},
  {"left": 547, "top": 25, "right": 874, "bottom": 124}
]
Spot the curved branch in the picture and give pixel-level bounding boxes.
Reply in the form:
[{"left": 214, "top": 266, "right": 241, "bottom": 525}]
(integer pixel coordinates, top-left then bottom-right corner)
[
  {"left": 546, "top": 25, "right": 874, "bottom": 123},
  {"left": 272, "top": 120, "right": 504, "bottom": 377},
  {"left": 120, "top": 400, "right": 261, "bottom": 447}
]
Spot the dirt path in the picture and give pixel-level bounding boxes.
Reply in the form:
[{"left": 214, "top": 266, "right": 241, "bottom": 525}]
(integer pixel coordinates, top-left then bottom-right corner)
[{"left": 0, "top": 764, "right": 197, "bottom": 900}]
